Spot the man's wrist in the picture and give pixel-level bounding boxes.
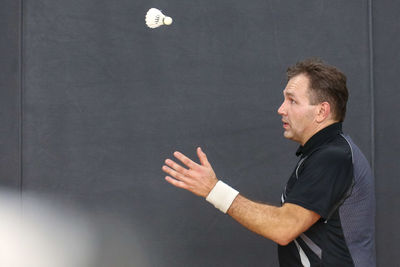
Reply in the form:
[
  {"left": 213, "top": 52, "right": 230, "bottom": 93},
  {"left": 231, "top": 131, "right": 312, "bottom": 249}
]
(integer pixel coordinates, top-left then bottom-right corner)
[{"left": 206, "top": 180, "right": 239, "bottom": 213}]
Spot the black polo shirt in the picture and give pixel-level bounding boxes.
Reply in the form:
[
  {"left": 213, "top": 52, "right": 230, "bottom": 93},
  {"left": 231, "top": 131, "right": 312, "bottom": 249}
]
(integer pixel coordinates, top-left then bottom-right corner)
[{"left": 278, "top": 122, "right": 376, "bottom": 267}]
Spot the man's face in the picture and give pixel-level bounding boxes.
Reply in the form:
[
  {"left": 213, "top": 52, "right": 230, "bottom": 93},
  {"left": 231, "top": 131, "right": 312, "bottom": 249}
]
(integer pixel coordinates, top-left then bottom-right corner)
[{"left": 277, "top": 74, "right": 319, "bottom": 145}]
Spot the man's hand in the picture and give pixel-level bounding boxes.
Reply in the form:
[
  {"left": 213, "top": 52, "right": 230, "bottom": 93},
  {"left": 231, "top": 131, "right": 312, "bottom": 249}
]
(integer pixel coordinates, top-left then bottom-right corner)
[{"left": 162, "top": 147, "right": 218, "bottom": 198}]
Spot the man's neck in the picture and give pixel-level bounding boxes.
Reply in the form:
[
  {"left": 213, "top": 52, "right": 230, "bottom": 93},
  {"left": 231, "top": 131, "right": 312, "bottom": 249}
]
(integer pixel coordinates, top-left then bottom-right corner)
[{"left": 300, "top": 120, "right": 338, "bottom": 146}]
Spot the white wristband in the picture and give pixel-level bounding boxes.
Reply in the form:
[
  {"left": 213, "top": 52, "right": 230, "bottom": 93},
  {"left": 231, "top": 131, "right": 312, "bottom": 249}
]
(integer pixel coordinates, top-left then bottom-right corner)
[{"left": 206, "top": 181, "right": 239, "bottom": 213}]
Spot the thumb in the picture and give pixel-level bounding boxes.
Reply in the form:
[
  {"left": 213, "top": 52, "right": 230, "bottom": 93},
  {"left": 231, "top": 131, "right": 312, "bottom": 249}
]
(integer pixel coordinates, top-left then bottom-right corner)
[{"left": 197, "top": 147, "right": 211, "bottom": 167}]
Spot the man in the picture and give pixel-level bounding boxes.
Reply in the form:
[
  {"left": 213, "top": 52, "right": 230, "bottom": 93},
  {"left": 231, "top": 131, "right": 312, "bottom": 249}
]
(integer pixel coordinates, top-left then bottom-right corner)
[{"left": 162, "top": 58, "right": 376, "bottom": 266}]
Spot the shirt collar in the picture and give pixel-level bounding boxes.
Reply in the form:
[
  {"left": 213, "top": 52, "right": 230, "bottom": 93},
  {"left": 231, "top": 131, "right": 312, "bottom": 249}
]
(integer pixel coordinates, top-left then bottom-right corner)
[{"left": 295, "top": 122, "right": 343, "bottom": 157}]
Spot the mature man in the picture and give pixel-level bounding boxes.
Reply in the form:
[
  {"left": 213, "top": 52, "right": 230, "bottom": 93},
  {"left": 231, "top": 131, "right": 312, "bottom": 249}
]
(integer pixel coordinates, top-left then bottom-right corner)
[{"left": 162, "top": 59, "right": 375, "bottom": 266}]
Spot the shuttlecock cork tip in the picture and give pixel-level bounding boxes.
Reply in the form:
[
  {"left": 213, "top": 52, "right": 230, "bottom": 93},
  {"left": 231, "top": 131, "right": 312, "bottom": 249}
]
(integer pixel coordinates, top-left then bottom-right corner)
[{"left": 163, "top": 16, "right": 173, "bottom": 25}]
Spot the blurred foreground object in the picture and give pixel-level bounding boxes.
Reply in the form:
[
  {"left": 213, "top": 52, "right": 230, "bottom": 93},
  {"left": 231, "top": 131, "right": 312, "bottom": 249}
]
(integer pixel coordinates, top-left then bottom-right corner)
[
  {"left": 0, "top": 190, "right": 96, "bottom": 267},
  {"left": 0, "top": 189, "right": 150, "bottom": 267}
]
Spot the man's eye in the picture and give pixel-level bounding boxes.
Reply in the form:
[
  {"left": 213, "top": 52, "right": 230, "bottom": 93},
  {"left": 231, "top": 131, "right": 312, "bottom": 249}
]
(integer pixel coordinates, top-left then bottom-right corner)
[{"left": 290, "top": 99, "right": 296, "bottom": 104}]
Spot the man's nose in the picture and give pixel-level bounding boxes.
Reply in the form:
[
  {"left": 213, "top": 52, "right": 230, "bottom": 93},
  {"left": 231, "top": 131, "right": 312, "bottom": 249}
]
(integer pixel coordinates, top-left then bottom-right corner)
[{"left": 277, "top": 102, "right": 285, "bottom": 115}]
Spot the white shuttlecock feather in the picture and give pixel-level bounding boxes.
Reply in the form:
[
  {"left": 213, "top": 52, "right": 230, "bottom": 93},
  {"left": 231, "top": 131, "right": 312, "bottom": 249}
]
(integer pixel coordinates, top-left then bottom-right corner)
[{"left": 145, "top": 8, "right": 173, "bottom": 29}]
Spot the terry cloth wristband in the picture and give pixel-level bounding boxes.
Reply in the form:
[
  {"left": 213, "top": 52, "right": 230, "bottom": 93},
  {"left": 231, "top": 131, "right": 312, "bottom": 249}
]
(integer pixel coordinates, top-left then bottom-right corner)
[{"left": 206, "top": 181, "right": 239, "bottom": 213}]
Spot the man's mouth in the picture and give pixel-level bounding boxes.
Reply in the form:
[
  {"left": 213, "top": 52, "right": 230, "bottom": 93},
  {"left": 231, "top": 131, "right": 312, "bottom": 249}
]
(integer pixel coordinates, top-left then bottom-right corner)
[{"left": 282, "top": 120, "right": 289, "bottom": 129}]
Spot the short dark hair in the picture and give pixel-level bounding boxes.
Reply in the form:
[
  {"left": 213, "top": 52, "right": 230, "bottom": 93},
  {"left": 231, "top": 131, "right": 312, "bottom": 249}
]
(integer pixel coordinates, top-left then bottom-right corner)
[{"left": 287, "top": 58, "right": 349, "bottom": 122}]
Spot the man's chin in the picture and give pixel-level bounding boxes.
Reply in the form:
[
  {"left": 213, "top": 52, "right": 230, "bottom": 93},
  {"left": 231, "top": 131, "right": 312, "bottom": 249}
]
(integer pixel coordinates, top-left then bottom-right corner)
[
  {"left": 283, "top": 132, "right": 298, "bottom": 142},
  {"left": 283, "top": 131, "right": 292, "bottom": 139}
]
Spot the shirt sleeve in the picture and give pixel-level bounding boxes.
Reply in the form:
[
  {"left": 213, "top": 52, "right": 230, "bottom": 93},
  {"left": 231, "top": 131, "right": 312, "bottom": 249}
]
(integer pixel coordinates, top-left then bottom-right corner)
[{"left": 284, "top": 146, "right": 354, "bottom": 219}]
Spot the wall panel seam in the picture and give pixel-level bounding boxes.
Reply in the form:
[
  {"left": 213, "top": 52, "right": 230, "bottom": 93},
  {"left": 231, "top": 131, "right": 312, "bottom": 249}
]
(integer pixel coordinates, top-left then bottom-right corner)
[
  {"left": 368, "top": 0, "right": 375, "bottom": 175},
  {"left": 19, "top": 0, "right": 24, "bottom": 195}
]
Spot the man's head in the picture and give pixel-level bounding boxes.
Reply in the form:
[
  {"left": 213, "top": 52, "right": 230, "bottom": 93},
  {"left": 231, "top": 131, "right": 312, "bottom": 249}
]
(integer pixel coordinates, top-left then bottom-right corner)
[{"left": 277, "top": 58, "right": 349, "bottom": 145}]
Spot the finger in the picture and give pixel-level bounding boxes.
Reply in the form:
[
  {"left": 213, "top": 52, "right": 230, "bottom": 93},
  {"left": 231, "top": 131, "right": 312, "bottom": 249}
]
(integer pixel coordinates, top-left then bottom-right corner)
[
  {"left": 164, "top": 159, "right": 189, "bottom": 176},
  {"left": 197, "top": 147, "right": 211, "bottom": 167},
  {"left": 165, "top": 176, "right": 190, "bottom": 190},
  {"left": 173, "top": 151, "right": 199, "bottom": 170},
  {"left": 162, "top": 165, "right": 188, "bottom": 182}
]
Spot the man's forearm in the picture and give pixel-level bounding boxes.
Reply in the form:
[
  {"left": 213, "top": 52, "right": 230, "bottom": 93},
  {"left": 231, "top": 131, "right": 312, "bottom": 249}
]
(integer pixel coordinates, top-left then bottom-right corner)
[
  {"left": 227, "top": 194, "right": 315, "bottom": 246},
  {"left": 162, "top": 148, "right": 320, "bottom": 245}
]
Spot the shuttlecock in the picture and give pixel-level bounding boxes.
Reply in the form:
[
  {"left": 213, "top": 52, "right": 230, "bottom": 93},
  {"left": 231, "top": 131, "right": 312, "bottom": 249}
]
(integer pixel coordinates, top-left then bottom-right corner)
[{"left": 145, "top": 8, "right": 173, "bottom": 29}]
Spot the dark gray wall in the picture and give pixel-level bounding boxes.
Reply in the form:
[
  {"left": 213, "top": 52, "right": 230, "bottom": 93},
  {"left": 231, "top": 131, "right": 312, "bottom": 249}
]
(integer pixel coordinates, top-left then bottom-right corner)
[
  {"left": 0, "top": 0, "right": 21, "bottom": 189},
  {"left": 1, "top": 0, "right": 398, "bottom": 266},
  {"left": 373, "top": 0, "right": 400, "bottom": 265}
]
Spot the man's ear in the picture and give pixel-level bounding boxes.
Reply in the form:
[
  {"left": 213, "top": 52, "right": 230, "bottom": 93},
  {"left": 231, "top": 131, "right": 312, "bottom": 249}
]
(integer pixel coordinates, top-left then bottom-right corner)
[{"left": 316, "top": 102, "right": 331, "bottom": 123}]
